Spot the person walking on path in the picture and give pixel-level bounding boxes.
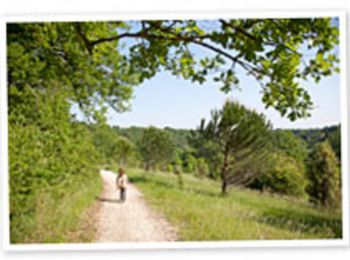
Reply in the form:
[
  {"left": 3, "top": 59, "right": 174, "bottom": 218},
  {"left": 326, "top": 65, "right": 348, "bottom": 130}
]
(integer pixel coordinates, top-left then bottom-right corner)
[{"left": 116, "top": 167, "right": 128, "bottom": 202}]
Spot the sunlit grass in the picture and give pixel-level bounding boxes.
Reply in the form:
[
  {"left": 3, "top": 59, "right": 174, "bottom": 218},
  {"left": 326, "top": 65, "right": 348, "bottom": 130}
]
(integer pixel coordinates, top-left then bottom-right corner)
[
  {"left": 128, "top": 168, "right": 342, "bottom": 241},
  {"left": 10, "top": 173, "right": 102, "bottom": 243}
]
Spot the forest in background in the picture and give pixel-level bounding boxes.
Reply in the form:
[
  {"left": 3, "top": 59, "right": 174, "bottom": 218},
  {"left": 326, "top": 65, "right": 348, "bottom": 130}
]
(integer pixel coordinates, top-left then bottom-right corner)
[
  {"left": 86, "top": 120, "right": 341, "bottom": 197},
  {"left": 114, "top": 124, "right": 341, "bottom": 161}
]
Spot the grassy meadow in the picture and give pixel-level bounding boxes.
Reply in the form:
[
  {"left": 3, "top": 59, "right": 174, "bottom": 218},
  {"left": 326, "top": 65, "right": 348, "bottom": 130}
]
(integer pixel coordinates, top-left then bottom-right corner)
[{"left": 126, "top": 168, "right": 342, "bottom": 241}]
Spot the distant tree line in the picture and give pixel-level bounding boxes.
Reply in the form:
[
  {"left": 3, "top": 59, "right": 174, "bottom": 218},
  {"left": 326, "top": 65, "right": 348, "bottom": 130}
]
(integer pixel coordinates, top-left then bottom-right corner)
[{"left": 101, "top": 103, "right": 341, "bottom": 208}]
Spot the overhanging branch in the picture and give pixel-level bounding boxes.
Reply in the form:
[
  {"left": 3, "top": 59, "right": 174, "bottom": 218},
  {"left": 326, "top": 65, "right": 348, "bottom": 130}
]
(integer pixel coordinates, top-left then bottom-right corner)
[{"left": 77, "top": 24, "right": 266, "bottom": 80}]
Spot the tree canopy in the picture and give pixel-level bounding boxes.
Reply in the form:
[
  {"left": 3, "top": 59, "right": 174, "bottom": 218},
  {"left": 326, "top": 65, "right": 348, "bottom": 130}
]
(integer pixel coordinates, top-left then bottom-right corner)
[
  {"left": 271, "top": 129, "right": 308, "bottom": 164},
  {"left": 307, "top": 141, "right": 341, "bottom": 208},
  {"left": 8, "top": 18, "right": 339, "bottom": 121}
]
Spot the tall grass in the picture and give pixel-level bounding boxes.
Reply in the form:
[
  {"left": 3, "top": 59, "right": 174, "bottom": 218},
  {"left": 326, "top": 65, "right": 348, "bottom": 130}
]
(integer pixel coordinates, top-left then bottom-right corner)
[
  {"left": 10, "top": 173, "right": 102, "bottom": 243},
  {"left": 128, "top": 168, "right": 342, "bottom": 240}
]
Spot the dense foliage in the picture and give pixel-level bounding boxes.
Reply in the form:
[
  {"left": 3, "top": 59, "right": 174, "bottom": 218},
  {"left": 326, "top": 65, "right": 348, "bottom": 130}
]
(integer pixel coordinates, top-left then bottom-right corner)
[
  {"left": 9, "top": 19, "right": 339, "bottom": 121},
  {"left": 270, "top": 130, "right": 308, "bottom": 164},
  {"left": 307, "top": 141, "right": 341, "bottom": 208},
  {"left": 116, "top": 126, "right": 192, "bottom": 153},
  {"left": 328, "top": 127, "right": 341, "bottom": 159},
  {"left": 9, "top": 87, "right": 100, "bottom": 242},
  {"left": 292, "top": 125, "right": 341, "bottom": 160},
  {"left": 89, "top": 124, "right": 137, "bottom": 166},
  {"left": 77, "top": 19, "right": 339, "bottom": 121},
  {"left": 138, "top": 127, "right": 175, "bottom": 170},
  {"left": 249, "top": 152, "right": 307, "bottom": 197}
]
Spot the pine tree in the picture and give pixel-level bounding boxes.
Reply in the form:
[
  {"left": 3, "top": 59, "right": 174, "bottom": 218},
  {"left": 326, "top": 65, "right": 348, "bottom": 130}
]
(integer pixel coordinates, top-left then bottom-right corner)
[{"left": 199, "top": 101, "right": 272, "bottom": 195}]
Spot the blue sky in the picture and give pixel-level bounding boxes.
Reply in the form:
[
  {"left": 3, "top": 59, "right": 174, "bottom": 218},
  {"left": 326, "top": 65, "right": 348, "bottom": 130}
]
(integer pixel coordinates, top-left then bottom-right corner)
[{"left": 105, "top": 68, "right": 340, "bottom": 130}]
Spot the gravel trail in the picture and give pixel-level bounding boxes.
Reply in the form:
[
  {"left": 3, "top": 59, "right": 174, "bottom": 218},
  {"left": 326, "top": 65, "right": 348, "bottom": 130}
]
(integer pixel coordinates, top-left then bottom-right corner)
[{"left": 95, "top": 170, "right": 178, "bottom": 242}]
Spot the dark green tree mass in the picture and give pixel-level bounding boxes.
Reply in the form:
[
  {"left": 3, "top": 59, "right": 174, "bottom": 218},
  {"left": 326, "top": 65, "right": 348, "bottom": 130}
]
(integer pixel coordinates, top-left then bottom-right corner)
[{"left": 327, "top": 126, "right": 341, "bottom": 160}]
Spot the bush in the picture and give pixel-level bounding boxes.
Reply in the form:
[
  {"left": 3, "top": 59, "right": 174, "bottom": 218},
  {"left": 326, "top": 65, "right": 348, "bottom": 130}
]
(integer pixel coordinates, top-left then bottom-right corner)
[
  {"left": 9, "top": 87, "right": 100, "bottom": 243},
  {"left": 250, "top": 152, "right": 307, "bottom": 198},
  {"left": 166, "top": 164, "right": 173, "bottom": 172},
  {"left": 183, "top": 154, "right": 197, "bottom": 173},
  {"left": 196, "top": 158, "right": 209, "bottom": 177}
]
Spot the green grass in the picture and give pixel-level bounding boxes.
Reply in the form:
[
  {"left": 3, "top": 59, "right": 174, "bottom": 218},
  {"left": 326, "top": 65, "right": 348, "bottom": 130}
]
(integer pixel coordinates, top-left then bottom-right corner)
[
  {"left": 127, "top": 168, "right": 342, "bottom": 241},
  {"left": 11, "top": 173, "right": 102, "bottom": 243}
]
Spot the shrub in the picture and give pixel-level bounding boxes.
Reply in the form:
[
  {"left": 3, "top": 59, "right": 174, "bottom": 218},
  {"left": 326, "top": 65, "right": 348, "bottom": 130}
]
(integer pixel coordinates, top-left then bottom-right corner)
[
  {"left": 9, "top": 87, "right": 100, "bottom": 243},
  {"left": 196, "top": 158, "right": 209, "bottom": 177},
  {"left": 250, "top": 152, "right": 307, "bottom": 198}
]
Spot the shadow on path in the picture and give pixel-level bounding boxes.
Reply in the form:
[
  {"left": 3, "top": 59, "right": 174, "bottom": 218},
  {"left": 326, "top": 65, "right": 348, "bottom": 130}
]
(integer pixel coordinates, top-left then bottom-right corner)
[{"left": 95, "top": 196, "right": 123, "bottom": 204}]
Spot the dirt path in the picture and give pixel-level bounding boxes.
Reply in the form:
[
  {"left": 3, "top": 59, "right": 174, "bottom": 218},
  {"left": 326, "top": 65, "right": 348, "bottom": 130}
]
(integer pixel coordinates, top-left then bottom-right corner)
[{"left": 95, "top": 170, "right": 178, "bottom": 242}]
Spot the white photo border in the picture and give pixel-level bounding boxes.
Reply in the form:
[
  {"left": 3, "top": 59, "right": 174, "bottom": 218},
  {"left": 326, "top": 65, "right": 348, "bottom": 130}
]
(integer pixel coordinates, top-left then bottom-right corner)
[{"left": 0, "top": 10, "right": 348, "bottom": 252}]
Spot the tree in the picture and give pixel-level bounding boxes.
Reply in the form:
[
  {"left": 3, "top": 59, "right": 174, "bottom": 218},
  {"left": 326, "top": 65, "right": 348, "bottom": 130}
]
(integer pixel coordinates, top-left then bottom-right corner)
[
  {"left": 327, "top": 126, "right": 341, "bottom": 160},
  {"left": 291, "top": 125, "right": 340, "bottom": 151},
  {"left": 249, "top": 152, "right": 307, "bottom": 197},
  {"left": 8, "top": 19, "right": 339, "bottom": 122},
  {"left": 271, "top": 129, "right": 308, "bottom": 164},
  {"left": 199, "top": 101, "right": 272, "bottom": 195},
  {"left": 7, "top": 23, "right": 139, "bottom": 121},
  {"left": 307, "top": 141, "right": 341, "bottom": 208},
  {"left": 115, "top": 136, "right": 137, "bottom": 166},
  {"left": 90, "top": 124, "right": 120, "bottom": 163},
  {"left": 138, "top": 127, "right": 175, "bottom": 171}
]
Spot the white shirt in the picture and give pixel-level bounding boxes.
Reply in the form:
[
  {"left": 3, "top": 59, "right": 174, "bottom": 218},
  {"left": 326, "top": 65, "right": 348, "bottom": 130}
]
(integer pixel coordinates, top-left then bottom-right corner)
[{"left": 117, "top": 174, "right": 128, "bottom": 189}]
